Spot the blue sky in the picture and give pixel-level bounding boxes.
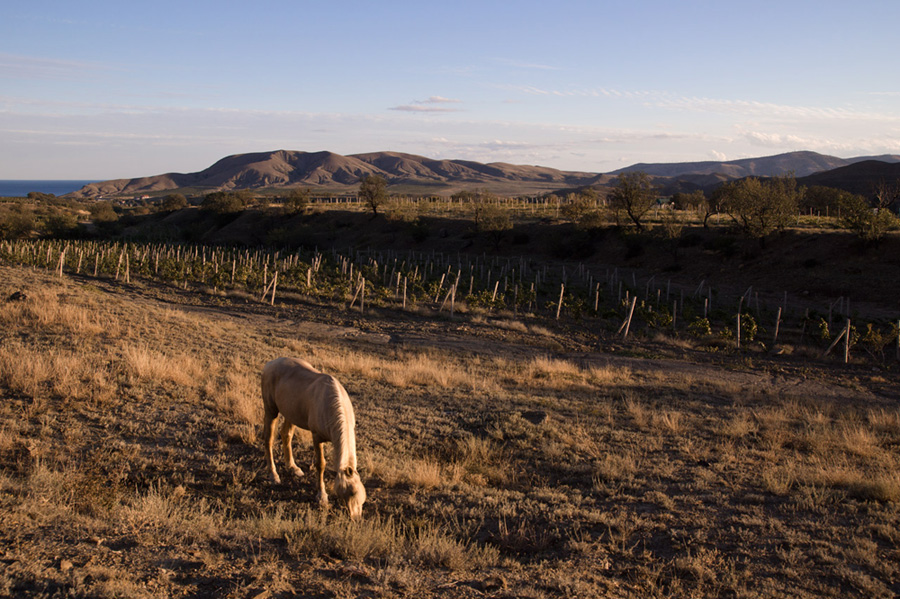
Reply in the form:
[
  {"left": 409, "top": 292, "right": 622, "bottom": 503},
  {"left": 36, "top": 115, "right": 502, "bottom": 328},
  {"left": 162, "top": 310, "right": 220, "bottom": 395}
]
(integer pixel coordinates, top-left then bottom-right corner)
[{"left": 2, "top": 0, "right": 898, "bottom": 179}]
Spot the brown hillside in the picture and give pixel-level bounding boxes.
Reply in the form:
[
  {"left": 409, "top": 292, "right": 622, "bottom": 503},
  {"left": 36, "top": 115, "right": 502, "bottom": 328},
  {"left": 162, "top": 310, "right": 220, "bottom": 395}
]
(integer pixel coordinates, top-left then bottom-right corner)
[
  {"left": 69, "top": 150, "right": 598, "bottom": 198},
  {"left": 68, "top": 149, "right": 900, "bottom": 200},
  {"left": 798, "top": 160, "right": 900, "bottom": 197}
]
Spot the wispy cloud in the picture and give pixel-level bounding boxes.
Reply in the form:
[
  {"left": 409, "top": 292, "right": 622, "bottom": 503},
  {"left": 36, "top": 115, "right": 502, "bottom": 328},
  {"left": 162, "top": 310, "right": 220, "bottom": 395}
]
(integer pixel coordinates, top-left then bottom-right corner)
[
  {"left": 416, "top": 96, "right": 461, "bottom": 105},
  {"left": 655, "top": 95, "right": 899, "bottom": 122},
  {"left": 389, "top": 95, "right": 463, "bottom": 113},
  {"left": 0, "top": 53, "right": 114, "bottom": 80},
  {"left": 494, "top": 58, "right": 560, "bottom": 71},
  {"left": 505, "top": 82, "right": 900, "bottom": 123}
]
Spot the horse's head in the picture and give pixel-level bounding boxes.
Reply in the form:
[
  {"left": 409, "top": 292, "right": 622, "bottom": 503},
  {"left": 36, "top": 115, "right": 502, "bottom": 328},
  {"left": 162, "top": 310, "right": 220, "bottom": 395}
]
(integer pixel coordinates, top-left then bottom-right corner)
[{"left": 335, "top": 466, "right": 366, "bottom": 520}]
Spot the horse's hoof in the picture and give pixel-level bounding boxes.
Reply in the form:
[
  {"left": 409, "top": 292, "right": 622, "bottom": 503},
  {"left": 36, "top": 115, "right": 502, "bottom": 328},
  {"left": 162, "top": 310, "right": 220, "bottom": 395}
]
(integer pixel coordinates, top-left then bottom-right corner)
[
  {"left": 317, "top": 493, "right": 329, "bottom": 508},
  {"left": 271, "top": 473, "right": 282, "bottom": 484},
  {"left": 291, "top": 466, "right": 305, "bottom": 477}
]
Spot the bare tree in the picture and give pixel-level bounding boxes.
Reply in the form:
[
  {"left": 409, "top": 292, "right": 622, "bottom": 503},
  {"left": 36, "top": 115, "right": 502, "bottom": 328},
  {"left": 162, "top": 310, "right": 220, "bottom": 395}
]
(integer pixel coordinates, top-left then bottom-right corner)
[
  {"left": 358, "top": 174, "right": 388, "bottom": 216},
  {"left": 609, "top": 172, "right": 657, "bottom": 230}
]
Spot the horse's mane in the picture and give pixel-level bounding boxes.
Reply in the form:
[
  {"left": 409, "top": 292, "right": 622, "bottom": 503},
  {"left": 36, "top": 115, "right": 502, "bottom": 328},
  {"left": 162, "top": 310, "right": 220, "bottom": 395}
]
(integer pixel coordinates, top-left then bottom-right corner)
[{"left": 322, "top": 375, "right": 356, "bottom": 472}]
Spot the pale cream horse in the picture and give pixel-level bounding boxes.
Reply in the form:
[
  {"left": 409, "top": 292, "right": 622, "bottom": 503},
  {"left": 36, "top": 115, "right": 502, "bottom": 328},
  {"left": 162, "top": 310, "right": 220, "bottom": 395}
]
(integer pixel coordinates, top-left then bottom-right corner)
[{"left": 261, "top": 357, "right": 366, "bottom": 520}]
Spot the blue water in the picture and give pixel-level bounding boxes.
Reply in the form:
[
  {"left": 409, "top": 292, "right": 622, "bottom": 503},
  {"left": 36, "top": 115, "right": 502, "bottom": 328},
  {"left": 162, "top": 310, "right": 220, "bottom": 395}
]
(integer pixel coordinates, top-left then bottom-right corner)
[{"left": 0, "top": 180, "right": 97, "bottom": 197}]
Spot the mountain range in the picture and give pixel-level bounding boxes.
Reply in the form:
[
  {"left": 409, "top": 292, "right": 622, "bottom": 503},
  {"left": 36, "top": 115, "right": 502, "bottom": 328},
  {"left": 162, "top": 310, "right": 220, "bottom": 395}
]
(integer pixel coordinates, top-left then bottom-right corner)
[{"left": 69, "top": 149, "right": 900, "bottom": 198}]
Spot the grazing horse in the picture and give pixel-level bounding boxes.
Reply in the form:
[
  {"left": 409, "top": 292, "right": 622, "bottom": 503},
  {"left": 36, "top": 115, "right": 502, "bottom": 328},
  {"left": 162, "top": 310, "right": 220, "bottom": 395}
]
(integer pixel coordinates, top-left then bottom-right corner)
[{"left": 261, "top": 357, "right": 366, "bottom": 520}]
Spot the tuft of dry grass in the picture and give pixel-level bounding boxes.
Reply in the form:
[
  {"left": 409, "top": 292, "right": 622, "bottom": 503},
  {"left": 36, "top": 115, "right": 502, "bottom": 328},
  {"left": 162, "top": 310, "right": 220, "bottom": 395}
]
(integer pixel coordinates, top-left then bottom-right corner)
[
  {"left": 0, "top": 341, "right": 114, "bottom": 404},
  {"left": 120, "top": 344, "right": 204, "bottom": 387},
  {"left": 720, "top": 413, "right": 759, "bottom": 439},
  {"left": 118, "top": 484, "right": 220, "bottom": 544},
  {"left": 0, "top": 286, "right": 114, "bottom": 337},
  {"left": 365, "top": 452, "right": 444, "bottom": 489},
  {"left": 593, "top": 452, "right": 638, "bottom": 488}
]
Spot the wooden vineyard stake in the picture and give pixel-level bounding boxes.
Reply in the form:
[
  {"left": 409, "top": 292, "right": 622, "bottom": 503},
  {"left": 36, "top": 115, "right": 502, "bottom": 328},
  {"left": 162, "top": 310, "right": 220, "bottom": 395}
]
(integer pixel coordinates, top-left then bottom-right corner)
[
  {"left": 115, "top": 251, "right": 124, "bottom": 281},
  {"left": 439, "top": 287, "right": 453, "bottom": 312},
  {"left": 617, "top": 296, "right": 638, "bottom": 339},
  {"left": 844, "top": 318, "right": 850, "bottom": 363},
  {"left": 434, "top": 273, "right": 446, "bottom": 303},
  {"left": 348, "top": 278, "right": 366, "bottom": 312},
  {"left": 556, "top": 284, "right": 564, "bottom": 320},
  {"left": 823, "top": 319, "right": 851, "bottom": 362},
  {"left": 772, "top": 307, "right": 782, "bottom": 349},
  {"left": 271, "top": 271, "right": 277, "bottom": 306},
  {"left": 56, "top": 247, "right": 66, "bottom": 277},
  {"left": 450, "top": 284, "right": 457, "bottom": 318}
]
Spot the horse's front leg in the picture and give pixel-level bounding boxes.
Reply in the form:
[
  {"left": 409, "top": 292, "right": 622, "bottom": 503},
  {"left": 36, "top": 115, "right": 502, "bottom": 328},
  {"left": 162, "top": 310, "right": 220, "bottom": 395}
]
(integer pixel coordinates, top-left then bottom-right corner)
[
  {"left": 280, "top": 421, "right": 305, "bottom": 478},
  {"left": 313, "top": 434, "right": 328, "bottom": 508}
]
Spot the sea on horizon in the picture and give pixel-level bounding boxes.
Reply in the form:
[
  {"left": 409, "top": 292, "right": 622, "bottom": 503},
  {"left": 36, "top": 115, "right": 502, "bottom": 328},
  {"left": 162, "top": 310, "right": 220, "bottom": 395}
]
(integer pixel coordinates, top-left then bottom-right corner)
[{"left": 0, "top": 180, "right": 96, "bottom": 198}]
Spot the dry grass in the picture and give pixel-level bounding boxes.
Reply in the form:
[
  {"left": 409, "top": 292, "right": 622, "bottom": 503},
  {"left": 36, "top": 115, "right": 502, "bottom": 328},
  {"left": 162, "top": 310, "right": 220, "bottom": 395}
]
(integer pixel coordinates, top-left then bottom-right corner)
[
  {"left": 1, "top": 263, "right": 899, "bottom": 599},
  {"left": 121, "top": 344, "right": 205, "bottom": 387}
]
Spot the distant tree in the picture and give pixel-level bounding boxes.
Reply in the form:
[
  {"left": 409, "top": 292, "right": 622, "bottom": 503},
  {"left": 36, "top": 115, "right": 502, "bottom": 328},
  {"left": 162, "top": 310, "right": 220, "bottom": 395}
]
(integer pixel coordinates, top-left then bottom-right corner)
[
  {"left": 161, "top": 193, "right": 188, "bottom": 212},
  {"left": 470, "top": 191, "right": 499, "bottom": 227},
  {"left": 477, "top": 201, "right": 512, "bottom": 249},
  {"left": 234, "top": 189, "right": 255, "bottom": 205},
  {"left": 89, "top": 201, "right": 118, "bottom": 223},
  {"left": 874, "top": 180, "right": 900, "bottom": 212},
  {"left": 672, "top": 190, "right": 707, "bottom": 212},
  {"left": 27, "top": 191, "right": 57, "bottom": 202},
  {"left": 560, "top": 191, "right": 605, "bottom": 230},
  {"left": 201, "top": 191, "right": 244, "bottom": 215},
  {"left": 704, "top": 185, "right": 733, "bottom": 228},
  {"left": 358, "top": 174, "right": 388, "bottom": 216},
  {"left": 284, "top": 188, "right": 311, "bottom": 214},
  {"left": 658, "top": 206, "right": 686, "bottom": 262},
  {"left": 0, "top": 211, "right": 34, "bottom": 239},
  {"left": 840, "top": 188, "right": 899, "bottom": 245},
  {"left": 451, "top": 190, "right": 479, "bottom": 203},
  {"left": 719, "top": 175, "right": 802, "bottom": 244},
  {"left": 44, "top": 212, "right": 79, "bottom": 237},
  {"left": 609, "top": 172, "right": 657, "bottom": 230}
]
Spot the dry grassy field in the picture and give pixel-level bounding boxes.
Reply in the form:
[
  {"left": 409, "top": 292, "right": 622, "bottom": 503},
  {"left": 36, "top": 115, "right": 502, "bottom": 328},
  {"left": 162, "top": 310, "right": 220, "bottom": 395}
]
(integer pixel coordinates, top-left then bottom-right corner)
[{"left": 1, "top": 263, "right": 899, "bottom": 598}]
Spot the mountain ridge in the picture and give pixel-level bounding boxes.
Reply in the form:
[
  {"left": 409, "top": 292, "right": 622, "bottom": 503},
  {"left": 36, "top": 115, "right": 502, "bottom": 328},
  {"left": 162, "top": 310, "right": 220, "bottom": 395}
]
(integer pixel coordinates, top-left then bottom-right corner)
[
  {"left": 797, "top": 160, "right": 900, "bottom": 197},
  {"left": 68, "top": 149, "right": 900, "bottom": 198},
  {"left": 611, "top": 150, "right": 900, "bottom": 179}
]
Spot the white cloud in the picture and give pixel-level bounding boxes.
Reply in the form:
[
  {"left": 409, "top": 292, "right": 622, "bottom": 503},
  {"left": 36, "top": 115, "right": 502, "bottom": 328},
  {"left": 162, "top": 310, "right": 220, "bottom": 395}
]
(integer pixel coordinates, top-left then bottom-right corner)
[
  {"left": 389, "top": 104, "right": 461, "bottom": 113},
  {"left": 416, "top": 96, "right": 461, "bottom": 105},
  {"left": 389, "top": 95, "right": 463, "bottom": 113}
]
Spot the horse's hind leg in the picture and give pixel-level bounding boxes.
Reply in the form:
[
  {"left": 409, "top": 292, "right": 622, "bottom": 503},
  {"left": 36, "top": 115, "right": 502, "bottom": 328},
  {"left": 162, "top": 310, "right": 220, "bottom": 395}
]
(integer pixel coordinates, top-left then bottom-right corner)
[
  {"left": 313, "top": 433, "right": 328, "bottom": 508},
  {"left": 263, "top": 407, "right": 281, "bottom": 484},
  {"left": 281, "top": 420, "right": 305, "bottom": 478}
]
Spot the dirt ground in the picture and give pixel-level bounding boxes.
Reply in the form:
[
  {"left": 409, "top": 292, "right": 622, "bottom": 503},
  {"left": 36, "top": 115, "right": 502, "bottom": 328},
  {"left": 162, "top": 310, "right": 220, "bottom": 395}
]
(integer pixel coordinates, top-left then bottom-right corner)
[{"left": 1, "top": 263, "right": 899, "bottom": 598}]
